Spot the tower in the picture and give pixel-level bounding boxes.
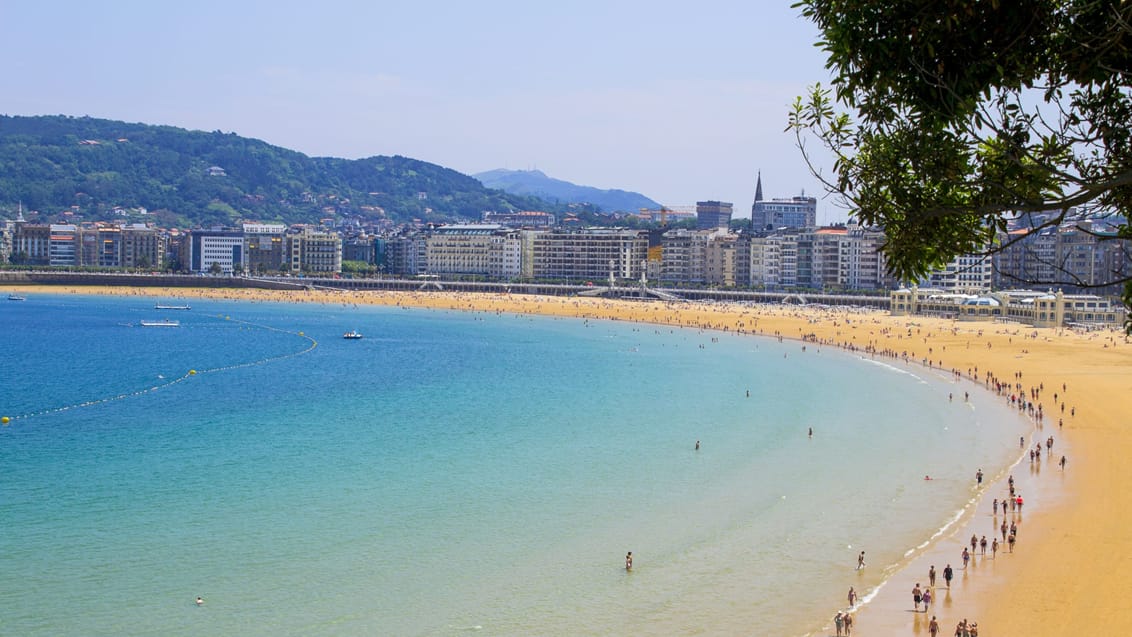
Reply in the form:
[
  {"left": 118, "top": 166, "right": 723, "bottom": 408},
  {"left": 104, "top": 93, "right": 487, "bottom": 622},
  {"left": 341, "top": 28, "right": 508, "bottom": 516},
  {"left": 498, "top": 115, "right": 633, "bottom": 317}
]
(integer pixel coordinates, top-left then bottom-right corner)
[
  {"left": 751, "top": 172, "right": 765, "bottom": 230},
  {"left": 696, "top": 201, "right": 733, "bottom": 230}
]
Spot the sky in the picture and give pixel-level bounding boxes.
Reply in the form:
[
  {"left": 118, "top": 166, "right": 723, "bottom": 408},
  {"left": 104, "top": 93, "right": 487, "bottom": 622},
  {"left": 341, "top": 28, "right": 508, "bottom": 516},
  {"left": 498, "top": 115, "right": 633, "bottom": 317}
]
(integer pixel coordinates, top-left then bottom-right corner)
[{"left": 1, "top": 0, "right": 845, "bottom": 223}]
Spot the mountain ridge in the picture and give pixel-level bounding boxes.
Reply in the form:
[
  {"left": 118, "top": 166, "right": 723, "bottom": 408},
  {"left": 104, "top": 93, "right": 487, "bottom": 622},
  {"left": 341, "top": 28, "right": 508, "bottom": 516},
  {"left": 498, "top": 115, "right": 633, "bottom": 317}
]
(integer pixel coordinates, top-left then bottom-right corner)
[{"left": 475, "top": 168, "right": 660, "bottom": 213}]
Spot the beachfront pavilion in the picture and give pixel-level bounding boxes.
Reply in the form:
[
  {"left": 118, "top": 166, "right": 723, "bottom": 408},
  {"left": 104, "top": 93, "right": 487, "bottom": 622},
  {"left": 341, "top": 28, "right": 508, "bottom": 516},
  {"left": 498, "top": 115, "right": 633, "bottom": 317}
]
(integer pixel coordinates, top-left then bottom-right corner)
[{"left": 889, "top": 286, "right": 1126, "bottom": 329}]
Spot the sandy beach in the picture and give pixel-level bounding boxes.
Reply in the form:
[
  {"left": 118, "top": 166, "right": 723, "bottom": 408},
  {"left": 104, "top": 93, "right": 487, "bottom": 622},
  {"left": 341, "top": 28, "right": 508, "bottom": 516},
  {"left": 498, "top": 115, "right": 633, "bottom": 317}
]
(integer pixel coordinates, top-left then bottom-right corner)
[{"left": 7, "top": 283, "right": 1130, "bottom": 636}]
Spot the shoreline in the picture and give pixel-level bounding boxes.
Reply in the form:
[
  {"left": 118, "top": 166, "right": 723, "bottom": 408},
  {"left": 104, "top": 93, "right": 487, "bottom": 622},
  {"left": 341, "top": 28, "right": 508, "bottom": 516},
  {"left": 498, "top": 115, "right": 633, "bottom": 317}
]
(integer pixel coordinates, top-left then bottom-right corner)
[{"left": 7, "top": 283, "right": 1129, "bottom": 635}]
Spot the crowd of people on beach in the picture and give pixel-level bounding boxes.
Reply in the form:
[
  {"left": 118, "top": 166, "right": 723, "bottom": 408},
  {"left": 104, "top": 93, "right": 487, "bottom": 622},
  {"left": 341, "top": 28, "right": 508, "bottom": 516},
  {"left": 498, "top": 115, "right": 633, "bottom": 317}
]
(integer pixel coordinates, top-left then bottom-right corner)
[{"left": 819, "top": 325, "right": 1082, "bottom": 636}]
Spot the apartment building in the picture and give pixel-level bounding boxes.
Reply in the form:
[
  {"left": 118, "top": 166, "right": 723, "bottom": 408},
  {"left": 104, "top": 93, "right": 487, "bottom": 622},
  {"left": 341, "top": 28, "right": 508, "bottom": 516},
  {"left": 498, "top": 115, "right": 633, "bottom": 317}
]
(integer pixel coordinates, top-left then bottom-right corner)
[{"left": 528, "top": 229, "right": 648, "bottom": 282}]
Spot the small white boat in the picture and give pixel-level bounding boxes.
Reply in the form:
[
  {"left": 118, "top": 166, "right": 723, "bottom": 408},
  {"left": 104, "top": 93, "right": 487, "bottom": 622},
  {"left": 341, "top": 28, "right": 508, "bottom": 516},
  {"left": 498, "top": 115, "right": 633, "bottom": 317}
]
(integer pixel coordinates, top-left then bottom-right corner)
[
  {"left": 343, "top": 330, "right": 363, "bottom": 339},
  {"left": 154, "top": 304, "right": 191, "bottom": 310},
  {"left": 141, "top": 320, "right": 180, "bottom": 327},
  {"left": 7, "top": 294, "right": 27, "bottom": 301}
]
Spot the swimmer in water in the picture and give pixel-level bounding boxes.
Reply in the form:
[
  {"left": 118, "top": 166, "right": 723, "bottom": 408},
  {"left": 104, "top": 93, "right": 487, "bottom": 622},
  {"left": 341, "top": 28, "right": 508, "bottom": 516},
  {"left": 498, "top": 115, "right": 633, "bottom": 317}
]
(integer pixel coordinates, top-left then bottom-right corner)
[{"left": 625, "top": 552, "right": 633, "bottom": 570}]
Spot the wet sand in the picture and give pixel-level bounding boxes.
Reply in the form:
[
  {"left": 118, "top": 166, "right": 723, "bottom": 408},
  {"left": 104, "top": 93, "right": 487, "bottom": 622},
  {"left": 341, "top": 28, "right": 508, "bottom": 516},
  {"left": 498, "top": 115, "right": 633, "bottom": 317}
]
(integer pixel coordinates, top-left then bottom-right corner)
[{"left": 7, "top": 284, "right": 1130, "bottom": 635}]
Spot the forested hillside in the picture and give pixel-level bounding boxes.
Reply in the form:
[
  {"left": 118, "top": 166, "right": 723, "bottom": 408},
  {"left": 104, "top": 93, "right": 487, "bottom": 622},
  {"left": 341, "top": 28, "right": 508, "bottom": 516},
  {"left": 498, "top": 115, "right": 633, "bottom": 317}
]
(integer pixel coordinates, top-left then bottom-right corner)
[{"left": 0, "top": 115, "right": 548, "bottom": 227}]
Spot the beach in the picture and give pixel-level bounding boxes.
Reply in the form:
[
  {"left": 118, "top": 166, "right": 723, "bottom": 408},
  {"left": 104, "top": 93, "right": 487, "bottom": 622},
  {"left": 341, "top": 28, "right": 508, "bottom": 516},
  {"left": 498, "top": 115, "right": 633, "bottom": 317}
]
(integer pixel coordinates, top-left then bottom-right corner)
[{"left": 6, "top": 283, "right": 1129, "bottom": 636}]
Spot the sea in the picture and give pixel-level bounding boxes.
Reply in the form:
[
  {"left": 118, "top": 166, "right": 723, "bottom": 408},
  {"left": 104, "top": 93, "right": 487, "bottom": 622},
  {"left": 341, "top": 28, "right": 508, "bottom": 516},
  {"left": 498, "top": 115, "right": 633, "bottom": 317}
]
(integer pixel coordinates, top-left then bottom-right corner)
[{"left": 0, "top": 294, "right": 1031, "bottom": 636}]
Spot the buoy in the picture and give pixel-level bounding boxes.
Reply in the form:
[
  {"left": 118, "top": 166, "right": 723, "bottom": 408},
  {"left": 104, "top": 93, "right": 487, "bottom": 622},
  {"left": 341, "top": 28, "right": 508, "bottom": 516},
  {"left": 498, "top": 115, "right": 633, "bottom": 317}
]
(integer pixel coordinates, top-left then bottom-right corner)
[
  {"left": 299, "top": 331, "right": 304, "bottom": 336},
  {"left": 1, "top": 416, "right": 9, "bottom": 424},
  {"left": 189, "top": 370, "right": 197, "bottom": 376}
]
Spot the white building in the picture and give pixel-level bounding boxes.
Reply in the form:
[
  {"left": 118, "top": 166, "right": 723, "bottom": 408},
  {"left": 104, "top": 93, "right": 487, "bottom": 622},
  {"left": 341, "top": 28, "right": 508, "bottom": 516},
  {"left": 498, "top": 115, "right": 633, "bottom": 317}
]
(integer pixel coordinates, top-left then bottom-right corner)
[
  {"left": 926, "top": 252, "right": 994, "bottom": 294},
  {"left": 190, "top": 229, "right": 244, "bottom": 274},
  {"left": 425, "top": 224, "right": 521, "bottom": 279},
  {"left": 49, "top": 224, "right": 78, "bottom": 266}
]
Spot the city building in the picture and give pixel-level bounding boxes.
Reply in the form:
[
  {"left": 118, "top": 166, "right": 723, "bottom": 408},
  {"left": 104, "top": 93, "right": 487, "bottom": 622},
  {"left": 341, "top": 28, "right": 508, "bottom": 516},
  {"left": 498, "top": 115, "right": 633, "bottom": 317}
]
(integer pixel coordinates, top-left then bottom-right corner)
[
  {"left": 695, "top": 201, "right": 733, "bottom": 230},
  {"left": 657, "top": 228, "right": 733, "bottom": 285},
  {"left": 342, "top": 235, "right": 377, "bottom": 265},
  {"left": 482, "top": 210, "right": 556, "bottom": 228},
  {"left": 286, "top": 227, "right": 342, "bottom": 274},
  {"left": 120, "top": 224, "right": 164, "bottom": 269},
  {"left": 704, "top": 232, "right": 736, "bottom": 286},
  {"left": 528, "top": 228, "right": 648, "bottom": 282},
  {"left": 638, "top": 206, "right": 697, "bottom": 226},
  {"left": 190, "top": 228, "right": 244, "bottom": 274},
  {"left": 0, "top": 218, "right": 13, "bottom": 263},
  {"left": 890, "top": 286, "right": 1125, "bottom": 328},
  {"left": 49, "top": 224, "right": 78, "bottom": 266},
  {"left": 12, "top": 223, "right": 50, "bottom": 265},
  {"left": 750, "top": 175, "right": 817, "bottom": 231},
  {"left": 925, "top": 252, "right": 994, "bottom": 294},
  {"left": 382, "top": 233, "right": 426, "bottom": 276},
  {"left": 424, "top": 224, "right": 521, "bottom": 279},
  {"left": 243, "top": 223, "right": 287, "bottom": 274},
  {"left": 993, "top": 216, "right": 1131, "bottom": 297}
]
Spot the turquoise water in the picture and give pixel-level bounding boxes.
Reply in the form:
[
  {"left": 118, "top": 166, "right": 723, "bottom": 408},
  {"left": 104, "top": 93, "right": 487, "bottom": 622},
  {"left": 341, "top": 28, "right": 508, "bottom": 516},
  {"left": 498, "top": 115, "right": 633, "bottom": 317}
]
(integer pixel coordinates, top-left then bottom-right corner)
[{"left": 0, "top": 295, "right": 1028, "bottom": 636}]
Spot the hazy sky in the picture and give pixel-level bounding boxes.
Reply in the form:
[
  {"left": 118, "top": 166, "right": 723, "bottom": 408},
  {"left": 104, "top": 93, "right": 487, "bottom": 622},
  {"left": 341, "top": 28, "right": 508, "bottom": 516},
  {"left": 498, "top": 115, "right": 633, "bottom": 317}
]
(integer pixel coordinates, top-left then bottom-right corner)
[{"left": 1, "top": 1, "right": 844, "bottom": 223}]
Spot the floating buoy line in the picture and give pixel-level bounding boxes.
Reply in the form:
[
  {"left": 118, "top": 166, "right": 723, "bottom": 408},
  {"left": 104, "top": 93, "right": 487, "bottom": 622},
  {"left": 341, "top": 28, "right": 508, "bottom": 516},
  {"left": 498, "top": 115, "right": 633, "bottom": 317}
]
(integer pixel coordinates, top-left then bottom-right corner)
[{"left": 1, "top": 314, "right": 318, "bottom": 426}]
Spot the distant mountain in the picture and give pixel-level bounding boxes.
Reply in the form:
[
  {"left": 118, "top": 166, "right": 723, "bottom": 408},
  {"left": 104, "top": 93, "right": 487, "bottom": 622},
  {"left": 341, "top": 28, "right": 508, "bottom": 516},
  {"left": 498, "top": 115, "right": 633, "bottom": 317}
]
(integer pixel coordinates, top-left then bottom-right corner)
[
  {"left": 475, "top": 169, "right": 660, "bottom": 213},
  {"left": 0, "top": 115, "right": 552, "bottom": 228}
]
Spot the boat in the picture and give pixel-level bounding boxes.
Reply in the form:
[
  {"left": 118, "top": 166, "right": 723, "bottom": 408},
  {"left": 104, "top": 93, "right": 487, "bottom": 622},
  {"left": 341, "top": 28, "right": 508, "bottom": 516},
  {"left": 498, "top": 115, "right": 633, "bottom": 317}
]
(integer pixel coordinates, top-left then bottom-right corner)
[
  {"left": 154, "top": 304, "right": 191, "bottom": 310},
  {"left": 343, "top": 330, "right": 363, "bottom": 339},
  {"left": 140, "top": 320, "right": 180, "bottom": 327},
  {"left": 8, "top": 294, "right": 27, "bottom": 301}
]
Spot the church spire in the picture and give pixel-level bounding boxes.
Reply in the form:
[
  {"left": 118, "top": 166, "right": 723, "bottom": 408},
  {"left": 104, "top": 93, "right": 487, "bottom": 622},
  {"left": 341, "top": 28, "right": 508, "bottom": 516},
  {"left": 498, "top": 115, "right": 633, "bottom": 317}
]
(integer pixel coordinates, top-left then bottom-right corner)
[{"left": 750, "top": 171, "right": 763, "bottom": 231}]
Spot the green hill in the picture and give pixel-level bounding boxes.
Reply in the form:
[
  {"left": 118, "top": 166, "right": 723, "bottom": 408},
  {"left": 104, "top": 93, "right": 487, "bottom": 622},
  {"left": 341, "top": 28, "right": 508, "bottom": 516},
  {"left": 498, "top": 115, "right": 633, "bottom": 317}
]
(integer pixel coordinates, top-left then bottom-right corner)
[
  {"left": 0, "top": 115, "right": 550, "bottom": 227},
  {"left": 475, "top": 168, "right": 660, "bottom": 212}
]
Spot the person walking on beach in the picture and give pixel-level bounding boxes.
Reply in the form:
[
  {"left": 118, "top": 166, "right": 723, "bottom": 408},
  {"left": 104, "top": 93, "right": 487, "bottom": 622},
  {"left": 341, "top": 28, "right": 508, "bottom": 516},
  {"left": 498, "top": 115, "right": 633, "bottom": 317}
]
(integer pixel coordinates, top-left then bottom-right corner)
[
  {"left": 922, "top": 586, "right": 932, "bottom": 608},
  {"left": 943, "top": 563, "right": 954, "bottom": 587},
  {"left": 834, "top": 611, "right": 844, "bottom": 637},
  {"left": 929, "top": 564, "right": 936, "bottom": 586},
  {"left": 1060, "top": 454, "right": 1067, "bottom": 469},
  {"left": 962, "top": 547, "right": 970, "bottom": 568},
  {"left": 975, "top": 468, "right": 983, "bottom": 485},
  {"left": 991, "top": 537, "right": 998, "bottom": 557},
  {"left": 970, "top": 534, "right": 978, "bottom": 553},
  {"left": 847, "top": 586, "right": 856, "bottom": 607},
  {"left": 843, "top": 611, "right": 852, "bottom": 635},
  {"left": 912, "top": 582, "right": 923, "bottom": 612},
  {"left": 857, "top": 551, "right": 865, "bottom": 570},
  {"left": 929, "top": 614, "right": 940, "bottom": 637},
  {"left": 979, "top": 535, "right": 987, "bottom": 555}
]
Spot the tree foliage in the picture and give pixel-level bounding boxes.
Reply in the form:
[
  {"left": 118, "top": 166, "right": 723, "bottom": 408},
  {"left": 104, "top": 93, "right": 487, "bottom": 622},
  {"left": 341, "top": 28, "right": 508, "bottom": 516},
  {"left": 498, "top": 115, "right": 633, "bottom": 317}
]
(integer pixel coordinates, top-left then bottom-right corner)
[
  {"left": 0, "top": 115, "right": 553, "bottom": 227},
  {"left": 789, "top": 0, "right": 1132, "bottom": 319}
]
